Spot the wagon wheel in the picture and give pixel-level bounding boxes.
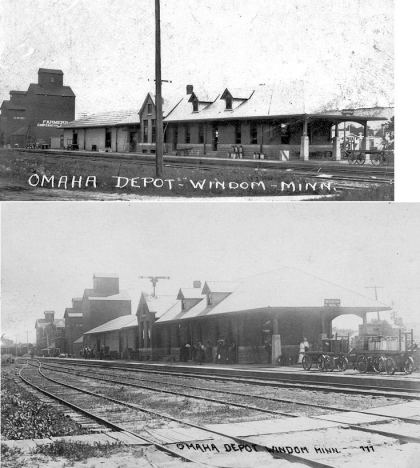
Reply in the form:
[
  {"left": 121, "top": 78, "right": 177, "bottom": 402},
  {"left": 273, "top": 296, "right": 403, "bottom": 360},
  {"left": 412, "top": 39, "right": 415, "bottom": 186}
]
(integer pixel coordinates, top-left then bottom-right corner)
[
  {"left": 302, "top": 354, "right": 312, "bottom": 371},
  {"left": 372, "top": 356, "right": 384, "bottom": 373},
  {"left": 316, "top": 355, "right": 325, "bottom": 371},
  {"left": 403, "top": 356, "right": 414, "bottom": 374},
  {"left": 323, "top": 355, "right": 335, "bottom": 372},
  {"left": 381, "top": 152, "right": 390, "bottom": 166},
  {"left": 348, "top": 153, "right": 357, "bottom": 165},
  {"left": 336, "top": 356, "right": 348, "bottom": 372},
  {"left": 371, "top": 153, "right": 380, "bottom": 165},
  {"left": 385, "top": 357, "right": 396, "bottom": 375},
  {"left": 357, "top": 355, "right": 369, "bottom": 373},
  {"left": 356, "top": 153, "right": 366, "bottom": 165}
]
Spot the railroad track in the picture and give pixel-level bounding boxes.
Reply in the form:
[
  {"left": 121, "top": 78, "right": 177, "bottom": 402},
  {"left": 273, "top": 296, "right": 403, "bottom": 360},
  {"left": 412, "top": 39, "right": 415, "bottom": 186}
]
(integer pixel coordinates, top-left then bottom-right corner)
[
  {"left": 14, "top": 149, "right": 394, "bottom": 185},
  {"left": 28, "top": 360, "right": 420, "bottom": 442},
  {"left": 39, "top": 361, "right": 420, "bottom": 427},
  {"left": 46, "top": 358, "right": 419, "bottom": 399},
  {"left": 19, "top": 360, "right": 339, "bottom": 468}
]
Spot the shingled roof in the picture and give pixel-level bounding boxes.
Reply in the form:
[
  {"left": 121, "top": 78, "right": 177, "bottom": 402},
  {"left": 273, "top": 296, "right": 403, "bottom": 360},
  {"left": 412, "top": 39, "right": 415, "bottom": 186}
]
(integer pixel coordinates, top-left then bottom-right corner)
[
  {"left": 164, "top": 81, "right": 392, "bottom": 123},
  {"left": 84, "top": 315, "right": 137, "bottom": 335},
  {"left": 156, "top": 267, "right": 390, "bottom": 323}
]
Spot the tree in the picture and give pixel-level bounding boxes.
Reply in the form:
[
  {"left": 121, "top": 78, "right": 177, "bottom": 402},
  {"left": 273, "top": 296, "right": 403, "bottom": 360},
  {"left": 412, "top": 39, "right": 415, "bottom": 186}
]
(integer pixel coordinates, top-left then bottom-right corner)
[
  {"left": 368, "top": 318, "right": 393, "bottom": 336},
  {"left": 391, "top": 310, "right": 404, "bottom": 327},
  {"left": 384, "top": 116, "right": 394, "bottom": 141}
]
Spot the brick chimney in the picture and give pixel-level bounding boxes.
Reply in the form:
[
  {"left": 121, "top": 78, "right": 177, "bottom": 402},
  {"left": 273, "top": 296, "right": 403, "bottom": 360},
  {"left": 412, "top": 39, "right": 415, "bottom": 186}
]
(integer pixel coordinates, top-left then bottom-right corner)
[
  {"left": 193, "top": 280, "right": 201, "bottom": 289},
  {"left": 186, "top": 85, "right": 193, "bottom": 95}
]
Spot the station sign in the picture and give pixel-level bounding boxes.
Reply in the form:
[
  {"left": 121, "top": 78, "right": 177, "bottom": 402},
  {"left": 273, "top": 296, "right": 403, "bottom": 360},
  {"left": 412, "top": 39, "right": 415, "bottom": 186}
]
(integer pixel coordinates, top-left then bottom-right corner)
[
  {"left": 324, "top": 299, "right": 341, "bottom": 307},
  {"left": 341, "top": 109, "right": 355, "bottom": 116},
  {"left": 37, "top": 120, "right": 69, "bottom": 128}
]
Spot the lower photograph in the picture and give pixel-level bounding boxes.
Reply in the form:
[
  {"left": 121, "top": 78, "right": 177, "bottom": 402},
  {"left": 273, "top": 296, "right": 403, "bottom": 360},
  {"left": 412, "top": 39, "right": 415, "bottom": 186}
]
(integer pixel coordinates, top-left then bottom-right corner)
[{"left": 1, "top": 202, "right": 419, "bottom": 468}]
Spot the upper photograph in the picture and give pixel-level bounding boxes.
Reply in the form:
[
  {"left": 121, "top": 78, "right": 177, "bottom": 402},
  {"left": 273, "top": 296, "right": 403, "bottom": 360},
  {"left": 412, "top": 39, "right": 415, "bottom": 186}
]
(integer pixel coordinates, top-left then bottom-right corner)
[{"left": 0, "top": 0, "right": 394, "bottom": 201}]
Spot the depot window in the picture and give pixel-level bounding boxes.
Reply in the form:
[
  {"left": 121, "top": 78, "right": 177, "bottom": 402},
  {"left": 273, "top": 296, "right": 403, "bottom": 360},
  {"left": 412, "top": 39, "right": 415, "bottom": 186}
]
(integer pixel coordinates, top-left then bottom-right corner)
[
  {"left": 151, "top": 119, "right": 156, "bottom": 143},
  {"left": 250, "top": 122, "right": 258, "bottom": 144},
  {"left": 226, "top": 96, "right": 232, "bottom": 110},
  {"left": 198, "top": 124, "right": 204, "bottom": 144},
  {"left": 280, "top": 123, "right": 290, "bottom": 144},
  {"left": 143, "top": 120, "right": 148, "bottom": 143},
  {"left": 235, "top": 122, "right": 241, "bottom": 144},
  {"left": 185, "top": 124, "right": 190, "bottom": 144}
]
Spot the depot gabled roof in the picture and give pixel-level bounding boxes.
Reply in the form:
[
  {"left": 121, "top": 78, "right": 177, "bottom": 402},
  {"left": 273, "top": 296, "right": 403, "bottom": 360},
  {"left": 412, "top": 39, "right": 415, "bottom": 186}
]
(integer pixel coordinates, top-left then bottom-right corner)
[
  {"left": 136, "top": 293, "right": 179, "bottom": 319},
  {"left": 156, "top": 267, "right": 390, "bottom": 323},
  {"left": 84, "top": 315, "right": 137, "bottom": 335},
  {"left": 61, "top": 110, "right": 140, "bottom": 128},
  {"left": 164, "top": 81, "right": 392, "bottom": 123}
]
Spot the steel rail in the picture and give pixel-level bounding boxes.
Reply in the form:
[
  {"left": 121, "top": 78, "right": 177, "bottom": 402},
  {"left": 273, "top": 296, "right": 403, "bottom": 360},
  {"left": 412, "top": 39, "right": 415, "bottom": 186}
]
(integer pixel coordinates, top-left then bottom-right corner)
[
  {"left": 39, "top": 361, "right": 420, "bottom": 426},
  {"left": 34, "top": 361, "right": 300, "bottom": 418},
  {"left": 24, "top": 360, "right": 335, "bottom": 468},
  {"left": 14, "top": 149, "right": 394, "bottom": 183},
  {"left": 44, "top": 358, "right": 419, "bottom": 399},
  {"left": 17, "top": 362, "right": 246, "bottom": 468}
]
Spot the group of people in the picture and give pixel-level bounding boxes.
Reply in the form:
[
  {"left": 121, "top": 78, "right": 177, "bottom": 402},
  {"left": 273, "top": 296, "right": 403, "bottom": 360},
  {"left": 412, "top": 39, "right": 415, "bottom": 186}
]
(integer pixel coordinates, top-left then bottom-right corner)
[
  {"left": 80, "top": 346, "right": 96, "bottom": 359},
  {"left": 179, "top": 339, "right": 237, "bottom": 364},
  {"left": 215, "top": 339, "right": 237, "bottom": 364}
]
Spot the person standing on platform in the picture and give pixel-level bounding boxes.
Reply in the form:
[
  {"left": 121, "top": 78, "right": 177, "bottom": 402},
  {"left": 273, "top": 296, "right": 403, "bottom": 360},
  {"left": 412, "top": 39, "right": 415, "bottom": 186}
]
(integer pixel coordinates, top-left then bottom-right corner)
[
  {"left": 185, "top": 343, "right": 191, "bottom": 362},
  {"left": 298, "top": 340, "right": 305, "bottom": 363},
  {"left": 264, "top": 341, "right": 272, "bottom": 364},
  {"left": 205, "top": 341, "right": 213, "bottom": 363}
]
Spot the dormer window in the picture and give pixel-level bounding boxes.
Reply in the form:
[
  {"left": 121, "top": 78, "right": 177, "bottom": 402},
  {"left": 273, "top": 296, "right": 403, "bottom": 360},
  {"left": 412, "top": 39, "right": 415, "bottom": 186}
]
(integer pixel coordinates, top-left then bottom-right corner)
[
  {"left": 181, "top": 299, "right": 186, "bottom": 310},
  {"left": 192, "top": 99, "right": 199, "bottom": 112},
  {"left": 226, "top": 96, "right": 232, "bottom": 110},
  {"left": 147, "top": 103, "right": 152, "bottom": 114},
  {"left": 207, "top": 293, "right": 212, "bottom": 306}
]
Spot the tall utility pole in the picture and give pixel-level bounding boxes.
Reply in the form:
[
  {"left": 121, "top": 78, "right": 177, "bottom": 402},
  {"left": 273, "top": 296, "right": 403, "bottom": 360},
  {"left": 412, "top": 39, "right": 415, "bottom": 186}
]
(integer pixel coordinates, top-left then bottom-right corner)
[
  {"left": 139, "top": 276, "right": 170, "bottom": 297},
  {"left": 155, "top": 0, "right": 163, "bottom": 177}
]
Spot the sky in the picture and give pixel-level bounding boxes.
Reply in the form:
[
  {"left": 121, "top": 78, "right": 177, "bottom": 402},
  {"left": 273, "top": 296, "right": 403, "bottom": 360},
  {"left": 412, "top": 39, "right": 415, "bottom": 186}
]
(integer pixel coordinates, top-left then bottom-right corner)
[
  {"left": 2, "top": 202, "right": 420, "bottom": 343},
  {"left": 0, "top": 0, "right": 394, "bottom": 116}
]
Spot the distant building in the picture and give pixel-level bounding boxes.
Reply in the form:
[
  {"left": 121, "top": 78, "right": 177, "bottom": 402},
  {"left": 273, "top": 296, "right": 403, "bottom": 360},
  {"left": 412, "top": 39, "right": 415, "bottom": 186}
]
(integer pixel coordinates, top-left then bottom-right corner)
[
  {"left": 35, "top": 311, "right": 65, "bottom": 354},
  {"left": 0, "top": 68, "right": 75, "bottom": 147},
  {"left": 81, "top": 273, "right": 131, "bottom": 335},
  {"left": 64, "top": 298, "right": 83, "bottom": 356}
]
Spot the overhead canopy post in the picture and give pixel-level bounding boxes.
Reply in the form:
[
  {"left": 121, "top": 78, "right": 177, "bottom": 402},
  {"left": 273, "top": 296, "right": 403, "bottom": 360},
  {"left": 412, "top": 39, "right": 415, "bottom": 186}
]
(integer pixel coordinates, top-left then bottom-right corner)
[{"left": 300, "top": 116, "right": 309, "bottom": 160}]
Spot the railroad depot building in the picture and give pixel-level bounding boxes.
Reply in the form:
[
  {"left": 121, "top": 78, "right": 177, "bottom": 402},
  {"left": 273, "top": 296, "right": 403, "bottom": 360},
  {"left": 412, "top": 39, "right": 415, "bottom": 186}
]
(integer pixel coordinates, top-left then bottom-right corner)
[
  {"left": 82, "top": 268, "right": 390, "bottom": 364},
  {"left": 60, "top": 93, "right": 181, "bottom": 153},
  {"left": 0, "top": 68, "right": 75, "bottom": 147},
  {"left": 60, "top": 82, "right": 392, "bottom": 161}
]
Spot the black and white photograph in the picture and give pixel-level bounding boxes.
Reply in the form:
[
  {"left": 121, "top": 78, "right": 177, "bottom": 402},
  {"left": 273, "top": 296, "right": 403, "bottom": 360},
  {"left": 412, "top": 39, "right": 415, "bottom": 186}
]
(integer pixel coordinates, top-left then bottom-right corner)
[
  {"left": 1, "top": 0, "right": 418, "bottom": 467},
  {"left": 0, "top": 0, "right": 394, "bottom": 201},
  {"left": 1, "top": 202, "right": 419, "bottom": 467}
]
